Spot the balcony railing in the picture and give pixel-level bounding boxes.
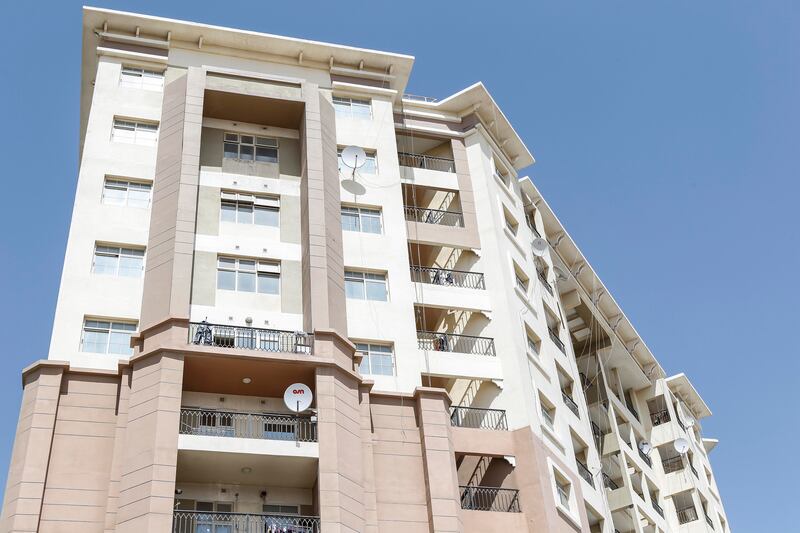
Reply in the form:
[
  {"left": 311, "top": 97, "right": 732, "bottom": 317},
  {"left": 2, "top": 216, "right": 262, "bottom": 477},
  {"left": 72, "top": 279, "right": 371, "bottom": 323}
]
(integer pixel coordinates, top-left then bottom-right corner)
[
  {"left": 173, "top": 511, "right": 320, "bottom": 533},
  {"left": 662, "top": 456, "right": 684, "bottom": 474},
  {"left": 398, "top": 151, "right": 455, "bottom": 172},
  {"left": 638, "top": 447, "right": 653, "bottom": 467},
  {"left": 677, "top": 506, "right": 699, "bottom": 525},
  {"left": 602, "top": 473, "right": 619, "bottom": 490},
  {"left": 179, "top": 408, "right": 317, "bottom": 442},
  {"left": 706, "top": 513, "right": 715, "bottom": 528},
  {"left": 537, "top": 270, "right": 554, "bottom": 295},
  {"left": 189, "top": 322, "right": 313, "bottom": 354},
  {"left": 591, "top": 421, "right": 603, "bottom": 448},
  {"left": 410, "top": 265, "right": 485, "bottom": 289},
  {"left": 548, "top": 327, "right": 566, "bottom": 354},
  {"left": 450, "top": 406, "right": 508, "bottom": 430},
  {"left": 404, "top": 205, "right": 464, "bottom": 227},
  {"left": 576, "top": 460, "right": 594, "bottom": 488},
  {"left": 403, "top": 93, "right": 439, "bottom": 103},
  {"left": 417, "top": 331, "right": 496, "bottom": 356},
  {"left": 690, "top": 462, "right": 699, "bottom": 478},
  {"left": 652, "top": 500, "right": 664, "bottom": 518},
  {"left": 649, "top": 408, "right": 671, "bottom": 426},
  {"left": 459, "top": 486, "right": 521, "bottom": 513},
  {"left": 562, "top": 392, "right": 580, "bottom": 418},
  {"left": 541, "top": 406, "right": 555, "bottom": 429}
]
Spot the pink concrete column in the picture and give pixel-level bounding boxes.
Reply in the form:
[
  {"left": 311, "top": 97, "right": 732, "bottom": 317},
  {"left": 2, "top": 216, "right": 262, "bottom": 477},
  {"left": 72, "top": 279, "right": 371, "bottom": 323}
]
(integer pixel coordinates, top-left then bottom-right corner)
[
  {"left": 415, "top": 387, "right": 463, "bottom": 533},
  {"left": 1, "top": 363, "right": 65, "bottom": 532},
  {"left": 114, "top": 354, "right": 183, "bottom": 533},
  {"left": 104, "top": 366, "right": 132, "bottom": 532},
  {"left": 358, "top": 382, "right": 379, "bottom": 532}
]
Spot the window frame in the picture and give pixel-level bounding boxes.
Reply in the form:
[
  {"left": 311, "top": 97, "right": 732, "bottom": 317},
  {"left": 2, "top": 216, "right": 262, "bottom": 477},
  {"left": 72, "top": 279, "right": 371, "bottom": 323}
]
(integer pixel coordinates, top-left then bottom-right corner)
[
  {"left": 217, "top": 256, "right": 281, "bottom": 295},
  {"left": 355, "top": 342, "right": 395, "bottom": 376},
  {"left": 102, "top": 178, "right": 152, "bottom": 208},
  {"left": 80, "top": 318, "right": 137, "bottom": 356},
  {"left": 344, "top": 270, "right": 388, "bottom": 301},
  {"left": 220, "top": 191, "right": 280, "bottom": 227},
  {"left": 223, "top": 132, "right": 279, "bottom": 163},
  {"left": 112, "top": 118, "right": 159, "bottom": 146},
  {"left": 332, "top": 96, "right": 372, "bottom": 119},
  {"left": 119, "top": 66, "right": 165, "bottom": 91},
  {"left": 92, "top": 244, "right": 145, "bottom": 278},
  {"left": 340, "top": 205, "right": 382, "bottom": 234}
]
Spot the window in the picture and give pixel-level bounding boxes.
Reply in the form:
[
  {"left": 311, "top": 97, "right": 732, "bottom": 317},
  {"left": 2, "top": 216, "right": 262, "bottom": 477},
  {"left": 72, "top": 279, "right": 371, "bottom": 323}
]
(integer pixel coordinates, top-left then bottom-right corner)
[
  {"left": 112, "top": 118, "right": 158, "bottom": 146},
  {"left": 263, "top": 505, "right": 299, "bottom": 515},
  {"left": 93, "top": 245, "right": 145, "bottom": 277},
  {"left": 345, "top": 270, "right": 388, "bottom": 301},
  {"left": 81, "top": 319, "right": 136, "bottom": 355},
  {"left": 217, "top": 257, "right": 280, "bottom": 294},
  {"left": 555, "top": 474, "right": 572, "bottom": 509},
  {"left": 540, "top": 397, "right": 556, "bottom": 429},
  {"left": 102, "top": 178, "right": 152, "bottom": 208},
  {"left": 356, "top": 343, "right": 395, "bottom": 376},
  {"left": 514, "top": 263, "right": 529, "bottom": 293},
  {"left": 338, "top": 148, "right": 377, "bottom": 174},
  {"left": 119, "top": 66, "right": 164, "bottom": 91},
  {"left": 332, "top": 96, "right": 372, "bottom": 119},
  {"left": 341, "top": 205, "right": 382, "bottom": 234},
  {"left": 526, "top": 329, "right": 540, "bottom": 356},
  {"left": 220, "top": 191, "right": 280, "bottom": 227},
  {"left": 223, "top": 133, "right": 278, "bottom": 163}
]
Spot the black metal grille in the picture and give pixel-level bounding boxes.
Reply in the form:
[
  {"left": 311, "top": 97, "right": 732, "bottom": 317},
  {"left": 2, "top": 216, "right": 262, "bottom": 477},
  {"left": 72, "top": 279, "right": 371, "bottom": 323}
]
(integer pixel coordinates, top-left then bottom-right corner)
[
  {"left": 562, "top": 392, "right": 580, "bottom": 418},
  {"left": 652, "top": 500, "right": 664, "bottom": 518},
  {"left": 189, "top": 322, "right": 313, "bottom": 354},
  {"left": 417, "top": 331, "right": 496, "bottom": 356},
  {"left": 450, "top": 406, "right": 508, "bottom": 430},
  {"left": 602, "top": 473, "right": 619, "bottom": 490},
  {"left": 459, "top": 486, "right": 521, "bottom": 513},
  {"left": 537, "top": 270, "right": 554, "bottom": 295},
  {"left": 649, "top": 409, "right": 671, "bottom": 426},
  {"left": 398, "top": 151, "right": 455, "bottom": 172},
  {"left": 662, "top": 455, "right": 684, "bottom": 474},
  {"left": 410, "top": 266, "right": 485, "bottom": 289},
  {"left": 548, "top": 327, "right": 565, "bottom": 353},
  {"left": 677, "top": 506, "right": 699, "bottom": 524},
  {"left": 179, "top": 408, "right": 317, "bottom": 442},
  {"left": 576, "top": 460, "right": 594, "bottom": 488},
  {"left": 404, "top": 206, "right": 464, "bottom": 227},
  {"left": 172, "top": 511, "right": 320, "bottom": 533}
]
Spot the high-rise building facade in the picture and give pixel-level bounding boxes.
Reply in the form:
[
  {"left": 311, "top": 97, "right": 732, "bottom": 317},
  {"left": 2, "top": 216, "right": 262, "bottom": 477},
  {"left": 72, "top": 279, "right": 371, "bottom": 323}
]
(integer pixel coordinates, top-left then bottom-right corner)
[{"left": 1, "top": 7, "right": 730, "bottom": 533}]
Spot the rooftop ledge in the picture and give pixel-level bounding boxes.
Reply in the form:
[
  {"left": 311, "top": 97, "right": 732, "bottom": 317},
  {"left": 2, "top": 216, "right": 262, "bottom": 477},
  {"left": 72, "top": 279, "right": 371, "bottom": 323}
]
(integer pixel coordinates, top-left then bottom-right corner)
[{"left": 666, "top": 373, "right": 712, "bottom": 420}]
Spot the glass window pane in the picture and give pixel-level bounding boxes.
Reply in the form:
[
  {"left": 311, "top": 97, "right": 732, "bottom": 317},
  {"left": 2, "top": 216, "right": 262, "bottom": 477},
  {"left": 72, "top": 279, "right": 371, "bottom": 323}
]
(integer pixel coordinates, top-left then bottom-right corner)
[
  {"left": 254, "top": 207, "right": 279, "bottom": 227},
  {"left": 103, "top": 183, "right": 127, "bottom": 205},
  {"left": 118, "top": 256, "right": 143, "bottom": 277},
  {"left": 345, "top": 279, "right": 365, "bottom": 299},
  {"left": 224, "top": 143, "right": 238, "bottom": 159},
  {"left": 237, "top": 203, "right": 254, "bottom": 224},
  {"left": 239, "top": 145, "right": 254, "bottom": 160},
  {"left": 362, "top": 158, "right": 377, "bottom": 174},
  {"left": 108, "top": 331, "right": 133, "bottom": 355},
  {"left": 82, "top": 330, "right": 108, "bottom": 353},
  {"left": 361, "top": 214, "right": 381, "bottom": 234},
  {"left": 240, "top": 135, "right": 254, "bottom": 145},
  {"left": 224, "top": 133, "right": 238, "bottom": 142},
  {"left": 255, "top": 146, "right": 278, "bottom": 163},
  {"left": 238, "top": 260, "right": 256, "bottom": 271},
  {"left": 93, "top": 254, "right": 118, "bottom": 275},
  {"left": 237, "top": 271, "right": 256, "bottom": 292},
  {"left": 127, "top": 188, "right": 150, "bottom": 208},
  {"left": 257, "top": 273, "right": 280, "bottom": 294},
  {"left": 372, "top": 353, "right": 393, "bottom": 375},
  {"left": 217, "top": 269, "right": 235, "bottom": 290},
  {"left": 220, "top": 202, "right": 237, "bottom": 222},
  {"left": 341, "top": 212, "right": 360, "bottom": 232},
  {"left": 218, "top": 257, "right": 236, "bottom": 268},
  {"left": 358, "top": 355, "right": 370, "bottom": 374},
  {"left": 365, "top": 280, "right": 388, "bottom": 301}
]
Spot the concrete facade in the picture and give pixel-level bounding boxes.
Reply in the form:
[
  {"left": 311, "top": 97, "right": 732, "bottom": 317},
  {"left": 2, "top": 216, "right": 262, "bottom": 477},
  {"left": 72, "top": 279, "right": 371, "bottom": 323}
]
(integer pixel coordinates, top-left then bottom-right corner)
[{"left": 2, "top": 7, "right": 730, "bottom": 533}]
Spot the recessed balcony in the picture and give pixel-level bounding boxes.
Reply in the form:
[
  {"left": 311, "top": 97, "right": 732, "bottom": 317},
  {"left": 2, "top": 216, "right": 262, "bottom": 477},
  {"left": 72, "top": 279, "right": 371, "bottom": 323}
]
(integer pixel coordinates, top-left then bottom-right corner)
[
  {"left": 404, "top": 205, "right": 464, "bottom": 227},
  {"left": 450, "top": 406, "right": 507, "bottom": 430},
  {"left": 459, "top": 486, "right": 520, "bottom": 513},
  {"left": 179, "top": 408, "right": 317, "bottom": 442},
  {"left": 398, "top": 151, "right": 455, "bottom": 173},
  {"left": 410, "top": 265, "right": 485, "bottom": 289},
  {"left": 417, "top": 331, "right": 495, "bottom": 356},
  {"left": 189, "top": 322, "right": 313, "bottom": 354},
  {"left": 172, "top": 511, "right": 320, "bottom": 533}
]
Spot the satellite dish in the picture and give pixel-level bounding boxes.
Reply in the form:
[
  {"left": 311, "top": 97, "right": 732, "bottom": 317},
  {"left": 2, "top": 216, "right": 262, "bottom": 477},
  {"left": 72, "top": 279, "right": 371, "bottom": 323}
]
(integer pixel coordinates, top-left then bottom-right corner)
[
  {"left": 674, "top": 438, "right": 690, "bottom": 455},
  {"left": 283, "top": 383, "right": 313, "bottom": 413},
  {"left": 685, "top": 417, "right": 696, "bottom": 428},
  {"left": 531, "top": 238, "right": 548, "bottom": 256},
  {"left": 552, "top": 265, "right": 569, "bottom": 281},
  {"left": 638, "top": 441, "right": 652, "bottom": 456},
  {"left": 341, "top": 178, "right": 366, "bottom": 196},
  {"left": 341, "top": 145, "right": 367, "bottom": 169}
]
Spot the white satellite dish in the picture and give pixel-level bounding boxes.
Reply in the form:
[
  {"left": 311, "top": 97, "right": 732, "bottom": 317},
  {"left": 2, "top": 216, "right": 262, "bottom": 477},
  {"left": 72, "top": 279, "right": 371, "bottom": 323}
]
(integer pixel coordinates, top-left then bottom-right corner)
[
  {"left": 674, "top": 437, "right": 690, "bottom": 455},
  {"left": 552, "top": 265, "right": 569, "bottom": 281},
  {"left": 340, "top": 145, "right": 367, "bottom": 169},
  {"left": 531, "top": 238, "right": 548, "bottom": 256},
  {"left": 685, "top": 417, "right": 696, "bottom": 428},
  {"left": 638, "top": 441, "right": 652, "bottom": 456},
  {"left": 341, "top": 178, "right": 366, "bottom": 196},
  {"left": 283, "top": 383, "right": 313, "bottom": 413}
]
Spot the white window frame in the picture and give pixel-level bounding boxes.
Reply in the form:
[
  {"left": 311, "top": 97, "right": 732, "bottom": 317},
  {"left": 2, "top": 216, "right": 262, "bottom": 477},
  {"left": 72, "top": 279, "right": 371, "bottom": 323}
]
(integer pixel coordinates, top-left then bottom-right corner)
[
  {"left": 119, "top": 66, "right": 164, "bottom": 91},
  {"left": 332, "top": 96, "right": 372, "bottom": 119},
  {"left": 355, "top": 342, "right": 395, "bottom": 376},
  {"left": 345, "top": 270, "right": 388, "bottom": 301},
  {"left": 337, "top": 147, "right": 377, "bottom": 174},
  {"left": 80, "top": 318, "right": 137, "bottom": 355},
  {"left": 102, "top": 178, "right": 152, "bottom": 208},
  {"left": 112, "top": 118, "right": 159, "bottom": 146},
  {"left": 220, "top": 191, "right": 280, "bottom": 227},
  {"left": 341, "top": 205, "right": 382, "bottom": 234},
  {"left": 92, "top": 244, "right": 145, "bottom": 278},
  {"left": 217, "top": 256, "right": 281, "bottom": 294},
  {"left": 223, "top": 132, "right": 279, "bottom": 163}
]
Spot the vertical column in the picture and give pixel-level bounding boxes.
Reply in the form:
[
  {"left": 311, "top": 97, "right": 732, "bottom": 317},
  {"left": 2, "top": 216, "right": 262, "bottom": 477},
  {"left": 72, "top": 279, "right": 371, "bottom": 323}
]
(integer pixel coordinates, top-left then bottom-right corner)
[
  {"left": 316, "top": 365, "right": 365, "bottom": 532},
  {"left": 104, "top": 366, "right": 132, "bottom": 532},
  {"left": 358, "top": 383, "right": 379, "bottom": 532},
  {"left": 415, "top": 387, "right": 462, "bottom": 533},
  {"left": 114, "top": 354, "right": 184, "bottom": 533},
  {"left": 450, "top": 138, "right": 480, "bottom": 249},
  {"left": 1, "top": 364, "right": 65, "bottom": 532}
]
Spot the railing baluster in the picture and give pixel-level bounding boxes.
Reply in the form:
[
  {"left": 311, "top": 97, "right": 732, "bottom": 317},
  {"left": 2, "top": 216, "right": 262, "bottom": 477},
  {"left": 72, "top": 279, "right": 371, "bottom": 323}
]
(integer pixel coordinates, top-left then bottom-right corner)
[
  {"left": 179, "top": 408, "right": 317, "bottom": 442},
  {"left": 173, "top": 511, "right": 321, "bottom": 533},
  {"left": 409, "top": 265, "right": 485, "bottom": 290},
  {"left": 398, "top": 151, "right": 455, "bottom": 172},
  {"left": 449, "top": 406, "right": 508, "bottom": 430},
  {"left": 458, "top": 486, "right": 521, "bottom": 513},
  {"left": 404, "top": 205, "right": 464, "bottom": 227},
  {"left": 416, "top": 331, "right": 495, "bottom": 356},
  {"left": 188, "top": 322, "right": 313, "bottom": 354}
]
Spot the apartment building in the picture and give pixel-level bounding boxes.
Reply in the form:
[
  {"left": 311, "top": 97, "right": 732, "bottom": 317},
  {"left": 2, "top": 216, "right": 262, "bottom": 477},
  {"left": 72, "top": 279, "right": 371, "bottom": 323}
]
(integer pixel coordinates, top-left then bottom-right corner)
[{"left": 0, "top": 7, "right": 729, "bottom": 533}]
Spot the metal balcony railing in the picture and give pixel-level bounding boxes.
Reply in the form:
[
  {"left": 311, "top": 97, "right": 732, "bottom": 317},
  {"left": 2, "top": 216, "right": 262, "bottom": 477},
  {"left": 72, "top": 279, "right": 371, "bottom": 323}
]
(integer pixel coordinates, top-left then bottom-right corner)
[
  {"left": 410, "top": 265, "right": 485, "bottom": 289},
  {"left": 450, "top": 406, "right": 508, "bottom": 430},
  {"left": 638, "top": 447, "right": 653, "bottom": 467},
  {"left": 179, "top": 408, "right": 317, "bottom": 442},
  {"left": 189, "top": 322, "right": 313, "bottom": 354},
  {"left": 537, "top": 270, "right": 554, "bottom": 295},
  {"left": 459, "top": 486, "right": 521, "bottom": 513},
  {"left": 649, "top": 409, "right": 671, "bottom": 426},
  {"left": 676, "top": 414, "right": 687, "bottom": 431},
  {"left": 576, "top": 460, "right": 594, "bottom": 488},
  {"left": 652, "top": 500, "right": 664, "bottom": 518},
  {"left": 690, "top": 462, "right": 699, "bottom": 478},
  {"left": 398, "top": 151, "right": 455, "bottom": 172},
  {"left": 677, "top": 506, "right": 699, "bottom": 525},
  {"left": 417, "top": 331, "right": 496, "bottom": 356},
  {"left": 562, "top": 392, "right": 580, "bottom": 418},
  {"left": 403, "top": 93, "right": 439, "bottom": 103},
  {"left": 548, "top": 327, "right": 566, "bottom": 354},
  {"left": 404, "top": 205, "right": 464, "bottom": 227},
  {"left": 172, "top": 511, "right": 320, "bottom": 533},
  {"left": 591, "top": 421, "right": 603, "bottom": 448},
  {"left": 602, "top": 473, "right": 619, "bottom": 490},
  {"left": 706, "top": 513, "right": 715, "bottom": 528},
  {"left": 662, "top": 456, "right": 684, "bottom": 474}
]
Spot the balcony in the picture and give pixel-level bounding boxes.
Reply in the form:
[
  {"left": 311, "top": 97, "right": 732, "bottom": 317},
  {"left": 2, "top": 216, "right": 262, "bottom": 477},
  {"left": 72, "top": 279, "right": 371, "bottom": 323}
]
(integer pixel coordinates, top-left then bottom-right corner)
[
  {"left": 459, "top": 486, "right": 521, "bottom": 513},
  {"left": 189, "top": 322, "right": 313, "bottom": 354},
  {"left": 450, "top": 406, "right": 508, "bottom": 430},
  {"left": 652, "top": 500, "right": 664, "bottom": 518},
  {"left": 602, "top": 473, "right": 619, "bottom": 490},
  {"left": 173, "top": 511, "right": 320, "bottom": 533},
  {"left": 576, "top": 460, "right": 594, "bottom": 488},
  {"left": 649, "top": 409, "right": 670, "bottom": 426},
  {"left": 410, "top": 265, "right": 485, "bottom": 289},
  {"left": 677, "top": 506, "right": 699, "bottom": 525},
  {"left": 417, "top": 331, "right": 496, "bottom": 356},
  {"left": 403, "top": 93, "right": 438, "bottom": 103},
  {"left": 706, "top": 513, "right": 715, "bottom": 529},
  {"left": 537, "top": 269, "right": 554, "bottom": 295},
  {"left": 404, "top": 205, "right": 464, "bottom": 227},
  {"left": 548, "top": 327, "right": 566, "bottom": 354},
  {"left": 562, "top": 392, "right": 580, "bottom": 418},
  {"left": 690, "top": 462, "right": 699, "bottom": 478},
  {"left": 179, "top": 408, "right": 317, "bottom": 442},
  {"left": 398, "top": 151, "right": 455, "bottom": 173},
  {"left": 638, "top": 447, "right": 652, "bottom": 468},
  {"left": 662, "top": 456, "right": 684, "bottom": 474}
]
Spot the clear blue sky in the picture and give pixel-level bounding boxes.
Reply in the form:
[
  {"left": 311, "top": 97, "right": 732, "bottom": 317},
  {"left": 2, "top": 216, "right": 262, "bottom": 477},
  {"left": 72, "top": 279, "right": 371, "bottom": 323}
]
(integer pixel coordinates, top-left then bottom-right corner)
[{"left": 0, "top": 1, "right": 795, "bottom": 530}]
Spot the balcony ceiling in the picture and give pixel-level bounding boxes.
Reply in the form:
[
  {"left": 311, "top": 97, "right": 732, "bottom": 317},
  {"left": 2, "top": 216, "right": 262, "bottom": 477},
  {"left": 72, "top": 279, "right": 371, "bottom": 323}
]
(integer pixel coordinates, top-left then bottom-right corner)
[
  {"left": 204, "top": 90, "right": 304, "bottom": 129},
  {"left": 183, "top": 355, "right": 316, "bottom": 399},
  {"left": 177, "top": 450, "right": 318, "bottom": 488}
]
